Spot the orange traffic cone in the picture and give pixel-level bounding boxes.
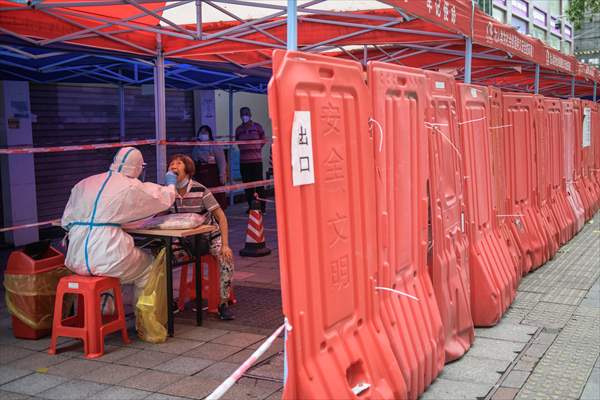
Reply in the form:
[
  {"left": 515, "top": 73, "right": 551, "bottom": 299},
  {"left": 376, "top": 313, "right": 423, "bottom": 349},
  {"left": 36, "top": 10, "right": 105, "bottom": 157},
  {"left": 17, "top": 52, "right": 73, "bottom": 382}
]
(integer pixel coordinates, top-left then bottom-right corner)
[{"left": 239, "top": 200, "right": 271, "bottom": 257}]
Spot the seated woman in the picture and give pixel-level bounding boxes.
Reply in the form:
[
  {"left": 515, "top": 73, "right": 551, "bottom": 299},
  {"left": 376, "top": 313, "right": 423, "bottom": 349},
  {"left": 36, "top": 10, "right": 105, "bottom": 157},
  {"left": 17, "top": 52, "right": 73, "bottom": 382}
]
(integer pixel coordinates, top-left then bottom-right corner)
[{"left": 167, "top": 154, "right": 234, "bottom": 320}]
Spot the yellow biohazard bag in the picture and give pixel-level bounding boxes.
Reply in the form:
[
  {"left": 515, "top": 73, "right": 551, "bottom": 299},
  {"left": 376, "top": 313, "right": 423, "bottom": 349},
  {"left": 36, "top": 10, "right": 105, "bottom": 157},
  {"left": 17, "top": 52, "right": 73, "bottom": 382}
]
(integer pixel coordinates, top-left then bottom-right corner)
[
  {"left": 3, "top": 267, "right": 72, "bottom": 330},
  {"left": 135, "top": 248, "right": 168, "bottom": 343}
]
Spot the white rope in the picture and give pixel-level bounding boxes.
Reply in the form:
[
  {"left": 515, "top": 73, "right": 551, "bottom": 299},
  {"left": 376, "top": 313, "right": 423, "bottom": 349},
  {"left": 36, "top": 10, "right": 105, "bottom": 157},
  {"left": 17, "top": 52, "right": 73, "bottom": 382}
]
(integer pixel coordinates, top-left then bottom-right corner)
[
  {"left": 425, "top": 123, "right": 462, "bottom": 160},
  {"left": 375, "top": 286, "right": 420, "bottom": 302},
  {"left": 489, "top": 124, "right": 512, "bottom": 130},
  {"left": 369, "top": 117, "right": 384, "bottom": 153},
  {"left": 458, "top": 116, "right": 486, "bottom": 125},
  {"left": 497, "top": 214, "right": 524, "bottom": 217}
]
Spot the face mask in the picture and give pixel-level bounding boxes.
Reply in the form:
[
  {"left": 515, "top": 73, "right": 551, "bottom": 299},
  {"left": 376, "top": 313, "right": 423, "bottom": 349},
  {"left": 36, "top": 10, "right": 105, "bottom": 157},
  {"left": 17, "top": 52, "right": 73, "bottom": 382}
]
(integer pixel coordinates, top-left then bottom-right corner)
[
  {"left": 176, "top": 177, "right": 189, "bottom": 189},
  {"left": 198, "top": 134, "right": 210, "bottom": 141},
  {"left": 242, "top": 115, "right": 251, "bottom": 123}
]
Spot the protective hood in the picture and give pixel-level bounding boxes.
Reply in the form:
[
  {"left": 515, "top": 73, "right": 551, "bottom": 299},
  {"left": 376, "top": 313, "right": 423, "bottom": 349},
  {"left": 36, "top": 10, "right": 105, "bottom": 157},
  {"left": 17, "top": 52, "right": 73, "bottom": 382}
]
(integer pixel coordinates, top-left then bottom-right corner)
[{"left": 109, "top": 147, "right": 144, "bottom": 178}]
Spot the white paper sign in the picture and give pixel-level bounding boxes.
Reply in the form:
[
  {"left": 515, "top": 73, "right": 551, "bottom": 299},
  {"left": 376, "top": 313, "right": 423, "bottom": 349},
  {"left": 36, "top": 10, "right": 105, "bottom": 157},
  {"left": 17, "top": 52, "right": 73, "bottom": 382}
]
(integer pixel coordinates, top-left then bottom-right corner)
[
  {"left": 291, "top": 111, "right": 315, "bottom": 186},
  {"left": 582, "top": 107, "right": 591, "bottom": 148}
]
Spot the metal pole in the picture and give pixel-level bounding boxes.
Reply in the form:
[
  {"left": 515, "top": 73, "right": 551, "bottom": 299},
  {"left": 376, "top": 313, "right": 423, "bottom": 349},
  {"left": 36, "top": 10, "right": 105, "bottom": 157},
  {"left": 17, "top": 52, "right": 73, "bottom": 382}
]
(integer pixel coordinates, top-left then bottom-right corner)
[
  {"left": 155, "top": 35, "right": 167, "bottom": 183},
  {"left": 363, "top": 45, "right": 368, "bottom": 66},
  {"left": 287, "top": 0, "right": 297, "bottom": 51},
  {"left": 594, "top": 81, "right": 597, "bottom": 102},
  {"left": 571, "top": 76, "right": 575, "bottom": 98},
  {"left": 464, "top": 37, "right": 472, "bottom": 84},
  {"left": 534, "top": 64, "right": 540, "bottom": 94},
  {"left": 119, "top": 82, "right": 125, "bottom": 141},
  {"left": 195, "top": 0, "right": 202, "bottom": 39},
  {"left": 228, "top": 88, "right": 235, "bottom": 206}
]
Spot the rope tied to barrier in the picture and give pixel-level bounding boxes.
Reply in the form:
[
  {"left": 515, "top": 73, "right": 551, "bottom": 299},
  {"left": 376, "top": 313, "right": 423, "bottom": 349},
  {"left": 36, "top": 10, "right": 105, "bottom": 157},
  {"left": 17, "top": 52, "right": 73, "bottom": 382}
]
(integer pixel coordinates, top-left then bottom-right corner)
[
  {"left": 368, "top": 117, "right": 384, "bottom": 153},
  {"left": 424, "top": 122, "right": 462, "bottom": 160},
  {"left": 375, "top": 286, "right": 420, "bottom": 302}
]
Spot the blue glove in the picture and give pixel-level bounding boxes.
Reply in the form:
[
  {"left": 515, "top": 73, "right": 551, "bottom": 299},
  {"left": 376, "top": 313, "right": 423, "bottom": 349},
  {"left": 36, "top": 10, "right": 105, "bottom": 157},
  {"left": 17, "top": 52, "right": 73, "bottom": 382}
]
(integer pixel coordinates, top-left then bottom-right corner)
[{"left": 165, "top": 171, "right": 178, "bottom": 186}]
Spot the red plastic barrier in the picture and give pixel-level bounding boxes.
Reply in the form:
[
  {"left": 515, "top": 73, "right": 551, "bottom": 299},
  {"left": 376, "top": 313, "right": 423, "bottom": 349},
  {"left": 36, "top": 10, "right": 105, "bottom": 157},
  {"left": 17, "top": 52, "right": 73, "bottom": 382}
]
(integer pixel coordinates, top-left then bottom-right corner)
[
  {"left": 580, "top": 100, "right": 600, "bottom": 214},
  {"left": 488, "top": 87, "right": 524, "bottom": 276},
  {"left": 562, "top": 100, "right": 586, "bottom": 232},
  {"left": 501, "top": 92, "right": 549, "bottom": 272},
  {"left": 424, "top": 70, "right": 474, "bottom": 363},
  {"left": 268, "top": 50, "right": 408, "bottom": 399},
  {"left": 533, "top": 95, "right": 560, "bottom": 258},
  {"left": 456, "top": 83, "right": 517, "bottom": 326},
  {"left": 545, "top": 97, "right": 576, "bottom": 243},
  {"left": 589, "top": 101, "right": 600, "bottom": 212},
  {"left": 368, "top": 62, "right": 444, "bottom": 398},
  {"left": 572, "top": 99, "right": 594, "bottom": 220}
]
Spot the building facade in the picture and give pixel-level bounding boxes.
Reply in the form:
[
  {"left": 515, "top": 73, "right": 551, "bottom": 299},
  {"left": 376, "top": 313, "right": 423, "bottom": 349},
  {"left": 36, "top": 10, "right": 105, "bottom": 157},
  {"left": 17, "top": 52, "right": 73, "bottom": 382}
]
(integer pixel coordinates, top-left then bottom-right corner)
[
  {"left": 479, "top": 0, "right": 574, "bottom": 55},
  {"left": 574, "top": 14, "right": 600, "bottom": 66}
]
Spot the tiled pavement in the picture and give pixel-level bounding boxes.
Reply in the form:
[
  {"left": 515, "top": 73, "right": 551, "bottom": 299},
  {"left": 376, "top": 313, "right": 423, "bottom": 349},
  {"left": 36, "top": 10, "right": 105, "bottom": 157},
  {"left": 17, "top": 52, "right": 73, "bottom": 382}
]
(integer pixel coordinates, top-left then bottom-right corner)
[{"left": 0, "top": 204, "right": 598, "bottom": 399}]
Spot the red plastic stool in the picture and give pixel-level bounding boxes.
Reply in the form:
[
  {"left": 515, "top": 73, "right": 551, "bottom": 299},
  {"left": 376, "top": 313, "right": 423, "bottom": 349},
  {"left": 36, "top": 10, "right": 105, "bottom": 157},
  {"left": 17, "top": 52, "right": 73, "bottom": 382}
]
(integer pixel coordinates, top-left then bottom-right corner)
[
  {"left": 177, "top": 255, "right": 236, "bottom": 313},
  {"left": 48, "top": 275, "right": 130, "bottom": 359}
]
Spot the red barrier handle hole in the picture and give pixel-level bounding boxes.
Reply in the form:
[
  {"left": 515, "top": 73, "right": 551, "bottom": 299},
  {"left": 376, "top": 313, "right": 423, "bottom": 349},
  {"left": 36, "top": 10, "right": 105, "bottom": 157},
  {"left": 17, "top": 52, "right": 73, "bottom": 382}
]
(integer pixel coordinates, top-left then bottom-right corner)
[{"left": 319, "top": 68, "right": 334, "bottom": 78}]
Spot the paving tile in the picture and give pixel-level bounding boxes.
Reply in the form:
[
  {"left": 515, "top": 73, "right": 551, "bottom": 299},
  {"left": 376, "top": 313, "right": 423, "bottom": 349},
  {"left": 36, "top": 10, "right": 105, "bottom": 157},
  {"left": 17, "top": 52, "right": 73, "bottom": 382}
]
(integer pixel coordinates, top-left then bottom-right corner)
[
  {"left": 144, "top": 393, "right": 190, "bottom": 400},
  {"left": 264, "top": 388, "right": 283, "bottom": 400},
  {"left": 0, "top": 390, "right": 35, "bottom": 400},
  {"left": 153, "top": 356, "right": 214, "bottom": 375},
  {"left": 492, "top": 387, "right": 520, "bottom": 400},
  {"left": 194, "top": 361, "right": 239, "bottom": 381},
  {"left": 224, "top": 346, "right": 281, "bottom": 365},
  {"left": 581, "top": 367, "right": 599, "bottom": 400},
  {"left": 79, "top": 363, "right": 145, "bottom": 384},
  {"left": 117, "top": 349, "right": 176, "bottom": 368},
  {"left": 0, "top": 367, "right": 31, "bottom": 386},
  {"left": 221, "top": 378, "right": 282, "bottom": 400},
  {"left": 176, "top": 327, "right": 228, "bottom": 342},
  {"left": 439, "top": 356, "right": 509, "bottom": 385},
  {"left": 513, "top": 358, "right": 537, "bottom": 372},
  {"left": 145, "top": 338, "right": 204, "bottom": 355},
  {"left": 420, "top": 378, "right": 491, "bottom": 400},
  {"left": 89, "top": 386, "right": 152, "bottom": 400},
  {"left": 38, "top": 379, "right": 110, "bottom": 400},
  {"left": 468, "top": 338, "right": 525, "bottom": 361},
  {"left": 120, "top": 370, "right": 186, "bottom": 392},
  {"left": 159, "top": 375, "right": 222, "bottom": 399},
  {"left": 522, "top": 343, "right": 551, "bottom": 359},
  {"left": 45, "top": 358, "right": 104, "bottom": 378},
  {"left": 522, "top": 302, "right": 576, "bottom": 330},
  {"left": 502, "top": 370, "right": 530, "bottom": 388},
  {"left": 95, "top": 345, "right": 142, "bottom": 363},
  {"left": 532, "top": 331, "right": 558, "bottom": 345},
  {"left": 186, "top": 342, "right": 244, "bottom": 361},
  {"left": 210, "top": 332, "right": 265, "bottom": 347},
  {"left": 0, "top": 373, "right": 68, "bottom": 396},
  {"left": 541, "top": 287, "right": 588, "bottom": 306},
  {"left": 8, "top": 353, "right": 69, "bottom": 372},
  {"left": 0, "top": 347, "right": 36, "bottom": 365},
  {"left": 475, "top": 323, "right": 538, "bottom": 343},
  {"left": 511, "top": 292, "right": 543, "bottom": 310}
]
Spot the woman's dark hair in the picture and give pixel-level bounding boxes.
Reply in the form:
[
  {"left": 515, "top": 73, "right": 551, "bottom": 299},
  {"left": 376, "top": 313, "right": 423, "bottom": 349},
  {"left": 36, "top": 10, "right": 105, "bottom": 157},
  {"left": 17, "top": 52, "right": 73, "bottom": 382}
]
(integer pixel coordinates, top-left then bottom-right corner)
[
  {"left": 197, "top": 125, "right": 214, "bottom": 141},
  {"left": 168, "top": 154, "right": 196, "bottom": 178}
]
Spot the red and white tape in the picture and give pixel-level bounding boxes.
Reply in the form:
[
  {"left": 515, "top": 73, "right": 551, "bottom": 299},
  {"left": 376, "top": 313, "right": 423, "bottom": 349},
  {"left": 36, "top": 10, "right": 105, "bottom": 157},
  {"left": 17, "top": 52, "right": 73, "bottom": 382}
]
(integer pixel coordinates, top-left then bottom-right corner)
[
  {"left": 0, "top": 219, "right": 60, "bottom": 233},
  {"left": 0, "top": 138, "right": 271, "bottom": 155},
  {"left": 0, "top": 139, "right": 156, "bottom": 155},
  {"left": 0, "top": 181, "right": 274, "bottom": 233},
  {"left": 161, "top": 139, "right": 269, "bottom": 147},
  {"left": 209, "top": 179, "right": 273, "bottom": 194},
  {"left": 206, "top": 322, "right": 287, "bottom": 400}
]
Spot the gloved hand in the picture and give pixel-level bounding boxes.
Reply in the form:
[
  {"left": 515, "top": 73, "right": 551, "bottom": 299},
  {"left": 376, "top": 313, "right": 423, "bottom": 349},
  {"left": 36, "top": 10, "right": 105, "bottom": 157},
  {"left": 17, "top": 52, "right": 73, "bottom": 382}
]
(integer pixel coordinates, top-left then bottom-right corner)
[{"left": 165, "top": 171, "right": 178, "bottom": 186}]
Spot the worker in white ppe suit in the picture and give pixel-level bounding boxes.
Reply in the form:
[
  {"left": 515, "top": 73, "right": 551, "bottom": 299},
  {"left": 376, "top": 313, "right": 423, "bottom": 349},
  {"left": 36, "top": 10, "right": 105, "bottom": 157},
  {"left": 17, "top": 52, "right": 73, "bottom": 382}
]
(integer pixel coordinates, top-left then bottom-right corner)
[{"left": 61, "top": 147, "right": 178, "bottom": 301}]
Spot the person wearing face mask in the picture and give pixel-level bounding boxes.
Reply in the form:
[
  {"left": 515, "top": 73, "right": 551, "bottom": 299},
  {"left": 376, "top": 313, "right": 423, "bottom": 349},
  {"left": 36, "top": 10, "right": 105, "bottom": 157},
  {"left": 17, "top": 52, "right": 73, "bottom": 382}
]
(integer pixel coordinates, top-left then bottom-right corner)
[
  {"left": 167, "top": 154, "right": 235, "bottom": 320},
  {"left": 61, "top": 147, "right": 177, "bottom": 308},
  {"left": 235, "top": 106, "right": 266, "bottom": 213},
  {"left": 191, "top": 125, "right": 227, "bottom": 209}
]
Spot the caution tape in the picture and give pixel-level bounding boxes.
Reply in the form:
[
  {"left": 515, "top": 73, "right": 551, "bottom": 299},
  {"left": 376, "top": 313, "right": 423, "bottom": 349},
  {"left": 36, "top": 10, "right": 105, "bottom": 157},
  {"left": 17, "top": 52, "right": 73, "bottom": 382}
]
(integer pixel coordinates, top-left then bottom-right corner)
[
  {"left": 0, "top": 181, "right": 274, "bottom": 232},
  {"left": 209, "top": 179, "right": 273, "bottom": 194},
  {"left": 206, "top": 322, "right": 287, "bottom": 400},
  {"left": 0, "top": 139, "right": 273, "bottom": 155},
  {"left": 0, "top": 139, "right": 157, "bottom": 155},
  {"left": 160, "top": 139, "right": 269, "bottom": 147},
  {"left": 0, "top": 219, "right": 60, "bottom": 233}
]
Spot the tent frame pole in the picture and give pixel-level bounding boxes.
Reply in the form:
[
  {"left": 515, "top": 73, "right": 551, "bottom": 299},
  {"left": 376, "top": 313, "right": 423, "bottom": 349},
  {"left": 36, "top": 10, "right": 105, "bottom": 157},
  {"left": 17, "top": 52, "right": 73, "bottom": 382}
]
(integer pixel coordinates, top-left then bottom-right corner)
[
  {"left": 155, "top": 36, "right": 167, "bottom": 184},
  {"left": 464, "top": 37, "right": 472, "bottom": 84},
  {"left": 287, "top": 0, "right": 297, "bottom": 51},
  {"left": 534, "top": 64, "right": 540, "bottom": 94}
]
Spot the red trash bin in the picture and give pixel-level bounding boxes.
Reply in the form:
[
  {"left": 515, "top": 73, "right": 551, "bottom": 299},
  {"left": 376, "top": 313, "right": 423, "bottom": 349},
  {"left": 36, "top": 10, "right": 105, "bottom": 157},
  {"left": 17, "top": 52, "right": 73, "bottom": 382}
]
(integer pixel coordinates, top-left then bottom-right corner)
[{"left": 3, "top": 241, "right": 71, "bottom": 339}]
